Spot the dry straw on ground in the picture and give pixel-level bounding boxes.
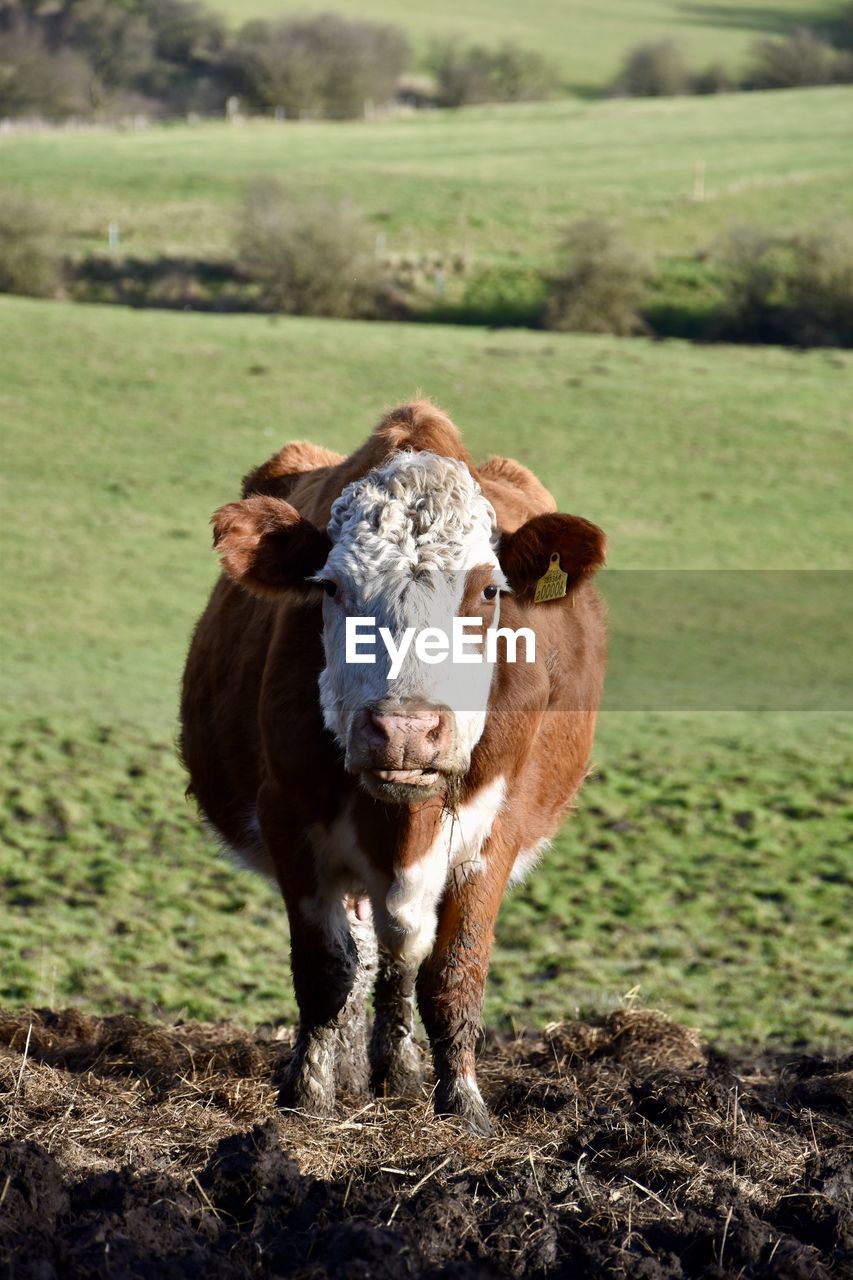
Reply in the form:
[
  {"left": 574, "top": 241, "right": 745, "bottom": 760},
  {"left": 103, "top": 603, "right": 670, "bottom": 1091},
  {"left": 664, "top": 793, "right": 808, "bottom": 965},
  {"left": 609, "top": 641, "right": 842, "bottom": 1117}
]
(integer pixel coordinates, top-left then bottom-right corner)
[{"left": 0, "top": 1006, "right": 850, "bottom": 1277}]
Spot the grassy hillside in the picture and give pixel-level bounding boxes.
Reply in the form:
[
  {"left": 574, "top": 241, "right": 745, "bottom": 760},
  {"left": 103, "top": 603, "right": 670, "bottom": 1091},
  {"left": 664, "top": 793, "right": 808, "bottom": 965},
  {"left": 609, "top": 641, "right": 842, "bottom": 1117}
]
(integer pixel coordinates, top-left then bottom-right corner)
[
  {"left": 3, "top": 87, "right": 849, "bottom": 269},
  {"left": 206, "top": 0, "right": 845, "bottom": 91},
  {"left": 1, "top": 297, "right": 851, "bottom": 1046},
  {"left": 3, "top": 295, "right": 850, "bottom": 727}
]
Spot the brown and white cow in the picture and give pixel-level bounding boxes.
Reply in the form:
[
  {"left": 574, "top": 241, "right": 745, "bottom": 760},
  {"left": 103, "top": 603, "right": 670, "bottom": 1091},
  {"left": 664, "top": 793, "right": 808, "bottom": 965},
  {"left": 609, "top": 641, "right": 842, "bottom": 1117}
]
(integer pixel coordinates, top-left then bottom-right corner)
[{"left": 180, "top": 400, "right": 606, "bottom": 1134}]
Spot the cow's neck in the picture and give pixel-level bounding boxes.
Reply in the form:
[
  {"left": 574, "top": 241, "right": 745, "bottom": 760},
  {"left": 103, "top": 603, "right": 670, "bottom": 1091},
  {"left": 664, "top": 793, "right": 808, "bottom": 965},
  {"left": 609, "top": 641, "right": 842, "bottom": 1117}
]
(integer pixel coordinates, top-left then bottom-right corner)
[{"left": 352, "top": 792, "right": 446, "bottom": 876}]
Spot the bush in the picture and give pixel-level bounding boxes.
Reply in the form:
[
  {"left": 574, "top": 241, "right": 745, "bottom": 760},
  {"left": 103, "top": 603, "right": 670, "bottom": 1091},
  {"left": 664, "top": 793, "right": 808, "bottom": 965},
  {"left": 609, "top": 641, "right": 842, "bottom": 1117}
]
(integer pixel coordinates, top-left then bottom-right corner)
[
  {"left": 0, "top": 25, "right": 93, "bottom": 118},
  {"left": 717, "top": 224, "right": 853, "bottom": 347},
  {"left": 542, "top": 220, "right": 650, "bottom": 336},
  {"left": 229, "top": 14, "right": 408, "bottom": 118},
  {"left": 130, "top": 0, "right": 230, "bottom": 114},
  {"left": 614, "top": 41, "right": 691, "bottom": 97},
  {"left": 49, "top": 2, "right": 154, "bottom": 94},
  {"left": 139, "top": 0, "right": 226, "bottom": 67},
  {"left": 0, "top": 0, "right": 232, "bottom": 117},
  {"left": 690, "top": 62, "right": 732, "bottom": 95},
  {"left": 834, "top": 51, "right": 853, "bottom": 83},
  {"left": 834, "top": 3, "right": 853, "bottom": 50},
  {"left": 0, "top": 194, "right": 60, "bottom": 297},
  {"left": 235, "top": 180, "right": 382, "bottom": 318},
  {"left": 746, "top": 27, "right": 840, "bottom": 89},
  {"left": 428, "top": 41, "right": 559, "bottom": 107}
]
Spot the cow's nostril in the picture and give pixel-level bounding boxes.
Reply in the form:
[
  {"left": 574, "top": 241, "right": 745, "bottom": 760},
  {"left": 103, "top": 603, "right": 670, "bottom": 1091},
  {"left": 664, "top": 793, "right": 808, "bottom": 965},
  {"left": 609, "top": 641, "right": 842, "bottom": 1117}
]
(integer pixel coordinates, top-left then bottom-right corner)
[{"left": 368, "top": 710, "right": 392, "bottom": 743}]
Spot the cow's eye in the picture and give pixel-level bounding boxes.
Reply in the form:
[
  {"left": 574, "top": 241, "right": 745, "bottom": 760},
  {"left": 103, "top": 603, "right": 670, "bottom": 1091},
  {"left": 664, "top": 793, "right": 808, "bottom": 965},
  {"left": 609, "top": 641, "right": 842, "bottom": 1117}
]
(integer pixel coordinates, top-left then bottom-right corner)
[
  {"left": 319, "top": 580, "right": 338, "bottom": 598},
  {"left": 483, "top": 585, "right": 498, "bottom": 601}
]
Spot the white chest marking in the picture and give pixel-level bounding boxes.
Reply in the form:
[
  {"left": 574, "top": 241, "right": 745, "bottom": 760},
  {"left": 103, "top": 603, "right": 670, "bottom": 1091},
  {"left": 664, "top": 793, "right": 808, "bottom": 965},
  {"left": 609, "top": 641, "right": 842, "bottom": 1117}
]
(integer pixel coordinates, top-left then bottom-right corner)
[
  {"left": 296, "top": 779, "right": 506, "bottom": 967},
  {"left": 382, "top": 775, "right": 507, "bottom": 965}
]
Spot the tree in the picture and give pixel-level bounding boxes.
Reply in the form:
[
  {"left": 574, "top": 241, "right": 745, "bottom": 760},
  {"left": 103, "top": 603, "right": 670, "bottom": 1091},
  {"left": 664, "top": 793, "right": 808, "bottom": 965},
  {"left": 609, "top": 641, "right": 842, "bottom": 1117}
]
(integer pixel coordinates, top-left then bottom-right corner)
[
  {"left": 235, "top": 180, "right": 383, "bottom": 317},
  {"left": 229, "top": 14, "right": 408, "bottom": 118},
  {"left": 543, "top": 220, "right": 650, "bottom": 336}
]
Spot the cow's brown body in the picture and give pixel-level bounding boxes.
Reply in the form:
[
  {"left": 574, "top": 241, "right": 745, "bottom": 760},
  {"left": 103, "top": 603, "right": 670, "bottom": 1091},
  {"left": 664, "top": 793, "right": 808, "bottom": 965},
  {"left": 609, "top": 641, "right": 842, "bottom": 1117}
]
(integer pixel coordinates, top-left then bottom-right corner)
[{"left": 181, "top": 402, "right": 606, "bottom": 1132}]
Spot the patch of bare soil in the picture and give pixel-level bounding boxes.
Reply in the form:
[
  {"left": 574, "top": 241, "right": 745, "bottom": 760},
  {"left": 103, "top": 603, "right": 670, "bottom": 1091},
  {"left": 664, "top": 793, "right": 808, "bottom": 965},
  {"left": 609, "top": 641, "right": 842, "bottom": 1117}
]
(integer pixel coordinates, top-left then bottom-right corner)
[{"left": 0, "top": 1007, "right": 849, "bottom": 1278}]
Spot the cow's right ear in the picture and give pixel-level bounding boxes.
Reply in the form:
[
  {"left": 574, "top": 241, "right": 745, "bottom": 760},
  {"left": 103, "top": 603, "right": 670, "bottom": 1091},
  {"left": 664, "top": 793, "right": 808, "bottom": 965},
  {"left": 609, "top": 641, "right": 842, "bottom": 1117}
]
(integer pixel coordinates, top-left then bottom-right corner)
[{"left": 212, "top": 496, "right": 331, "bottom": 596}]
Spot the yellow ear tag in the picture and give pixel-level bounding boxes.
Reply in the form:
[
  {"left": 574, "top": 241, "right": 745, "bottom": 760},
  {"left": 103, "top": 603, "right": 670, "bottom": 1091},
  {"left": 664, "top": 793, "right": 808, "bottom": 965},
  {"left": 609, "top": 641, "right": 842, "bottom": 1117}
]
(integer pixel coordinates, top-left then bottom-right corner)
[{"left": 533, "top": 552, "right": 569, "bottom": 604}]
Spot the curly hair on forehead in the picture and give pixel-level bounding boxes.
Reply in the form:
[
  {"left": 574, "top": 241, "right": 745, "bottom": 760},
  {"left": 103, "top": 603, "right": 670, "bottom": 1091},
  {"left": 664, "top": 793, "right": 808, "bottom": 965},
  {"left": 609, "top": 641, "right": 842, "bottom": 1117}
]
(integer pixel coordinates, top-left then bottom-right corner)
[{"left": 325, "top": 450, "right": 498, "bottom": 577}]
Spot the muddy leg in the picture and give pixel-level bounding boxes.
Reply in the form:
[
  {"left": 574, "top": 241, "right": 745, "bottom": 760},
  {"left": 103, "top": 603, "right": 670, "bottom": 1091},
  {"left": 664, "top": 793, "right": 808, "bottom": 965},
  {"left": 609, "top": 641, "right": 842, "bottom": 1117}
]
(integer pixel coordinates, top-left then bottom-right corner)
[
  {"left": 417, "top": 868, "right": 508, "bottom": 1136},
  {"left": 278, "top": 910, "right": 351, "bottom": 1114},
  {"left": 335, "top": 911, "right": 378, "bottom": 1097},
  {"left": 278, "top": 897, "right": 373, "bottom": 1114},
  {"left": 370, "top": 948, "right": 423, "bottom": 1098}
]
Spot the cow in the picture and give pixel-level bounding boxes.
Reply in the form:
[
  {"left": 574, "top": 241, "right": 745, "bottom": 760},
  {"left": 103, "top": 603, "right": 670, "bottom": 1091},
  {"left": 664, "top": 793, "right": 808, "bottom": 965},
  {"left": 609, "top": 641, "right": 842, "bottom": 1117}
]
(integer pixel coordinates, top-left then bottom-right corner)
[{"left": 180, "top": 400, "right": 606, "bottom": 1135}]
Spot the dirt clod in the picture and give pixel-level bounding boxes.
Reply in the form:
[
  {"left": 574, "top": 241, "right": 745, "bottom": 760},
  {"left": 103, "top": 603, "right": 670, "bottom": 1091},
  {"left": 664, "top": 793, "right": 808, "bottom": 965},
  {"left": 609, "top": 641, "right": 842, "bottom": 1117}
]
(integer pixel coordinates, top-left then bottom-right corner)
[{"left": 0, "top": 1006, "right": 849, "bottom": 1278}]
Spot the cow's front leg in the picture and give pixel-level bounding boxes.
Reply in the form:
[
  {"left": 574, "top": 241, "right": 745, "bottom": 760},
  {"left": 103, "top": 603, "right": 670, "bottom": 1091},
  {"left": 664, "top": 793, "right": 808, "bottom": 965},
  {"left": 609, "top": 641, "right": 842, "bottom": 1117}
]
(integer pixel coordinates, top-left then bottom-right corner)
[
  {"left": 416, "top": 865, "right": 508, "bottom": 1136},
  {"left": 278, "top": 892, "right": 374, "bottom": 1114},
  {"left": 335, "top": 906, "right": 378, "bottom": 1096},
  {"left": 370, "top": 948, "right": 423, "bottom": 1098}
]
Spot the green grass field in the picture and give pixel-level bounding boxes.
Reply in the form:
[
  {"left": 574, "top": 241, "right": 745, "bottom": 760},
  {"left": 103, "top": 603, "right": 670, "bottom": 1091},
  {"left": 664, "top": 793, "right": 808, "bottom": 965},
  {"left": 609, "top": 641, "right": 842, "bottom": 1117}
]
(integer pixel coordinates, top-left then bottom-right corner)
[
  {"left": 207, "top": 0, "right": 845, "bottom": 91},
  {"left": 3, "top": 87, "right": 850, "bottom": 272},
  {"left": 1, "top": 296, "right": 850, "bottom": 1048}
]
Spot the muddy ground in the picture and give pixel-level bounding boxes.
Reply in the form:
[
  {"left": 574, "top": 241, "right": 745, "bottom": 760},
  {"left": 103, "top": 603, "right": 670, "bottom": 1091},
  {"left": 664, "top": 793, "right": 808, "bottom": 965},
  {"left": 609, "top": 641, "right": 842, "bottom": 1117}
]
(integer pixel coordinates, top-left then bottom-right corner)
[{"left": 0, "top": 1007, "right": 849, "bottom": 1278}]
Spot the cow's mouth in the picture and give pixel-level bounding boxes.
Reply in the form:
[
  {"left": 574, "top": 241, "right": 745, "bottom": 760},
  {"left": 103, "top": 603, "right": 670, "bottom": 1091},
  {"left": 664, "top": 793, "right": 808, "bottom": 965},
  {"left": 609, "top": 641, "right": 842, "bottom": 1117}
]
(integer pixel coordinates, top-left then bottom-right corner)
[
  {"left": 361, "top": 766, "right": 446, "bottom": 803},
  {"left": 371, "top": 768, "right": 439, "bottom": 786}
]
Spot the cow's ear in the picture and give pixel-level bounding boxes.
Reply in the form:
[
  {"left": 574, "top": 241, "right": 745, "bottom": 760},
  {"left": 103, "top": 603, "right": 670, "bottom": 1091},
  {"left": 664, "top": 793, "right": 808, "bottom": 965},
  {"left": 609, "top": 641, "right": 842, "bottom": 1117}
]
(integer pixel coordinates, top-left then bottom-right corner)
[
  {"left": 499, "top": 512, "right": 606, "bottom": 601},
  {"left": 212, "top": 496, "right": 331, "bottom": 596}
]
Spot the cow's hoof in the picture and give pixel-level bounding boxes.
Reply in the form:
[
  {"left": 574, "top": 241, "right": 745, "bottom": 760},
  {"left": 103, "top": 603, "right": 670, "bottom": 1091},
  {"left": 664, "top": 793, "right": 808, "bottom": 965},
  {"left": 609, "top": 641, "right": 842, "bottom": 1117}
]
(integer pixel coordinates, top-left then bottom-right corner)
[
  {"left": 459, "top": 1100, "right": 493, "bottom": 1137},
  {"left": 277, "top": 1046, "right": 336, "bottom": 1116},
  {"left": 276, "top": 1074, "right": 336, "bottom": 1116},
  {"left": 334, "top": 1056, "right": 372, "bottom": 1099},
  {"left": 333, "top": 1013, "right": 372, "bottom": 1097},
  {"left": 372, "top": 1038, "right": 425, "bottom": 1100},
  {"left": 435, "top": 1075, "right": 493, "bottom": 1137},
  {"left": 277, "top": 1080, "right": 336, "bottom": 1116}
]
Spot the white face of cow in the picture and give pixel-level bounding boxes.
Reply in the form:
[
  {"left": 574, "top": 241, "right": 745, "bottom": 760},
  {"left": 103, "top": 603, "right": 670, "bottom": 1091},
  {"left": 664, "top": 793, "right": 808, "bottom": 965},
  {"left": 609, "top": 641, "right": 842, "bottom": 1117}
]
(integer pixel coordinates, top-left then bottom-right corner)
[
  {"left": 315, "top": 452, "right": 506, "bottom": 803},
  {"left": 213, "top": 438, "right": 606, "bottom": 809}
]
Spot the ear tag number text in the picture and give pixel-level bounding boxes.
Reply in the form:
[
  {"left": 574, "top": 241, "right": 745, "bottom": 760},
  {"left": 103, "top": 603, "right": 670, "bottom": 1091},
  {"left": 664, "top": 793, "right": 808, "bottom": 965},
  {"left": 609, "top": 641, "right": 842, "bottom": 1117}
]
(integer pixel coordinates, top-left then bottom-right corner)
[{"left": 534, "top": 552, "right": 569, "bottom": 604}]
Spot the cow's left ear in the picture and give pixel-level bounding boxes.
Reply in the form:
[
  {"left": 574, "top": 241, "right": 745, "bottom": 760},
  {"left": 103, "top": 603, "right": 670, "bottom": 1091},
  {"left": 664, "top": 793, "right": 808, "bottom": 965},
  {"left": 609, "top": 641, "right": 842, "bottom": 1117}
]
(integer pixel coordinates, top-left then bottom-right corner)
[
  {"left": 212, "top": 496, "right": 332, "bottom": 597},
  {"left": 498, "top": 513, "right": 606, "bottom": 600}
]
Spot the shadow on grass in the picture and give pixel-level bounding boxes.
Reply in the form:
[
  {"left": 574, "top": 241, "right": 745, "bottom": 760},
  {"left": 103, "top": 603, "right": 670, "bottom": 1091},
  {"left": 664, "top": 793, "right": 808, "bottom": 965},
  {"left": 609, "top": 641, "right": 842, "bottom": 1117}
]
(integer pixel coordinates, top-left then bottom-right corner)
[
  {"left": 69, "top": 254, "right": 250, "bottom": 312},
  {"left": 65, "top": 250, "right": 853, "bottom": 349}
]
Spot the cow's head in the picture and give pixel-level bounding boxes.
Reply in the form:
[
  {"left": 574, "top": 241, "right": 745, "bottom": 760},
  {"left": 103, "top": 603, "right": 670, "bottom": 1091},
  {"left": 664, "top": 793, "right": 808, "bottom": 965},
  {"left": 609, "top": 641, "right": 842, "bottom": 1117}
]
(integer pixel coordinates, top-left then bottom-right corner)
[{"left": 214, "top": 451, "right": 604, "bottom": 804}]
